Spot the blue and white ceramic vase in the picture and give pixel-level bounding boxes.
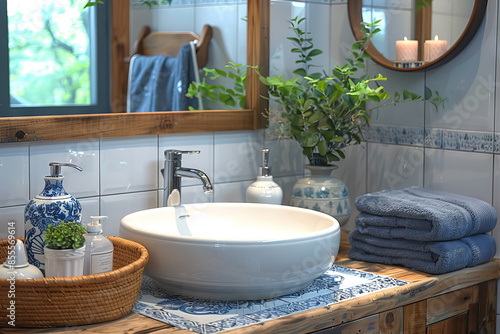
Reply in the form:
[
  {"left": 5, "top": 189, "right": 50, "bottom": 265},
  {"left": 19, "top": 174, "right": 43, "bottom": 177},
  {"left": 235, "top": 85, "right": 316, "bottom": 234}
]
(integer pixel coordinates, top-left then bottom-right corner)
[
  {"left": 291, "top": 165, "right": 351, "bottom": 226},
  {"left": 24, "top": 163, "right": 83, "bottom": 273}
]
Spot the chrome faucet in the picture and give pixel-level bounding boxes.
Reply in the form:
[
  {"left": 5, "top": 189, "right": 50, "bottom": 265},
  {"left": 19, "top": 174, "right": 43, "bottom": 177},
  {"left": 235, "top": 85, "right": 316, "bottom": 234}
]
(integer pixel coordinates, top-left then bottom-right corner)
[{"left": 162, "top": 150, "right": 213, "bottom": 207}]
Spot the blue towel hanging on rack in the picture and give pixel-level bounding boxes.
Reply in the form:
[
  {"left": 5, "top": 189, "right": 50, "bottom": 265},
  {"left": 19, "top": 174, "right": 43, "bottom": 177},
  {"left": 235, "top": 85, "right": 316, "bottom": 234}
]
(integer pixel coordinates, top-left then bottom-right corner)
[{"left": 127, "top": 43, "right": 199, "bottom": 112}]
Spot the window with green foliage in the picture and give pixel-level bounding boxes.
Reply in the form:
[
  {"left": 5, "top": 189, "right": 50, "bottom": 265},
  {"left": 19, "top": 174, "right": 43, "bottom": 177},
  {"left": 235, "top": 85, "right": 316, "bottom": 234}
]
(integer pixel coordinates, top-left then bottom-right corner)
[{"left": 0, "top": 0, "right": 110, "bottom": 117}]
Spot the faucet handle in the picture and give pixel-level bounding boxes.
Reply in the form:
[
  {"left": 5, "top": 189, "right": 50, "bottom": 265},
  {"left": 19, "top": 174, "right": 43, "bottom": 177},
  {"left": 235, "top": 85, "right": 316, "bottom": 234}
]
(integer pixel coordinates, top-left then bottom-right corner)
[{"left": 164, "top": 149, "right": 200, "bottom": 161}]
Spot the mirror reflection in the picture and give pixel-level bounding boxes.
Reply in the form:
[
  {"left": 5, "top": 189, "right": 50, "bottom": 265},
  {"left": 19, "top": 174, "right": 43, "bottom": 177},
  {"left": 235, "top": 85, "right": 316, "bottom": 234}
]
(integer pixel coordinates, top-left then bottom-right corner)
[
  {"left": 0, "top": 0, "right": 267, "bottom": 143},
  {"left": 361, "top": 0, "right": 473, "bottom": 68},
  {"left": 127, "top": 1, "right": 247, "bottom": 113},
  {"left": 358, "top": 0, "right": 478, "bottom": 69}
]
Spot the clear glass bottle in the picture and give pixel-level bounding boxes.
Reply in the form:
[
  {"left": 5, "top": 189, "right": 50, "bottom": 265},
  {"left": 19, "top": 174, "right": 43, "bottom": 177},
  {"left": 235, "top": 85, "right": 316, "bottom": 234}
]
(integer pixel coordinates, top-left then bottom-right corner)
[{"left": 83, "top": 216, "right": 113, "bottom": 275}]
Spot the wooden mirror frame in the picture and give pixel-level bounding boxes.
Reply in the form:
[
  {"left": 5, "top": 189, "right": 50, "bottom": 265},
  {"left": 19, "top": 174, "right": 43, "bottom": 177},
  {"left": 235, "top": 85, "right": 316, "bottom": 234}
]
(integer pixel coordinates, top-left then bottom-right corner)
[
  {"left": 0, "top": 0, "right": 269, "bottom": 143},
  {"left": 348, "top": 0, "right": 487, "bottom": 72}
]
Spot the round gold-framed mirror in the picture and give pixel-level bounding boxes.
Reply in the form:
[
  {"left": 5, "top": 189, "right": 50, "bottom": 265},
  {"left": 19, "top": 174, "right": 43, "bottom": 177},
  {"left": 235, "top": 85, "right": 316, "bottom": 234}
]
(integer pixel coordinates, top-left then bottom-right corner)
[{"left": 348, "top": 0, "right": 488, "bottom": 71}]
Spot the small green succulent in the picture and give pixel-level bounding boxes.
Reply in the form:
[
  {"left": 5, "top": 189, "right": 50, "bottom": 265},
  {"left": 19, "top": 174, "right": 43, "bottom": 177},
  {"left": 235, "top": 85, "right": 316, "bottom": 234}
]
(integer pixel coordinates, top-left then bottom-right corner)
[{"left": 44, "top": 221, "right": 87, "bottom": 250}]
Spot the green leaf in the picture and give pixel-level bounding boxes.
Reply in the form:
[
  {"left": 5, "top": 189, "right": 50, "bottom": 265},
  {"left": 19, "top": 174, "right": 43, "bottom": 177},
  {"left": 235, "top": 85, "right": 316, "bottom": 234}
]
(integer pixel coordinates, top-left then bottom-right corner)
[
  {"left": 286, "top": 37, "right": 301, "bottom": 44},
  {"left": 307, "top": 49, "right": 323, "bottom": 58},
  {"left": 424, "top": 86, "right": 433, "bottom": 100},
  {"left": 303, "top": 99, "right": 314, "bottom": 111},
  {"left": 352, "top": 133, "right": 362, "bottom": 144},
  {"left": 298, "top": 132, "right": 319, "bottom": 148},
  {"left": 335, "top": 150, "right": 346, "bottom": 159},
  {"left": 317, "top": 140, "right": 327, "bottom": 156},
  {"left": 328, "top": 153, "right": 341, "bottom": 162},
  {"left": 321, "top": 130, "right": 336, "bottom": 142},
  {"left": 219, "top": 93, "right": 236, "bottom": 106},
  {"left": 394, "top": 91, "right": 400, "bottom": 102},
  {"left": 302, "top": 147, "right": 313, "bottom": 157},
  {"left": 351, "top": 42, "right": 362, "bottom": 50},
  {"left": 266, "top": 75, "right": 285, "bottom": 86},
  {"left": 307, "top": 111, "right": 325, "bottom": 124},
  {"left": 293, "top": 68, "right": 307, "bottom": 77},
  {"left": 402, "top": 89, "right": 421, "bottom": 101},
  {"left": 330, "top": 136, "right": 344, "bottom": 143}
]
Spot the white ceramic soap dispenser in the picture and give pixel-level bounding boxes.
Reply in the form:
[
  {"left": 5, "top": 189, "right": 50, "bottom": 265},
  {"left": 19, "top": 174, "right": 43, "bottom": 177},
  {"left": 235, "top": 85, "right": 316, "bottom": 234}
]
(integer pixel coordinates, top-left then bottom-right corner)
[
  {"left": 246, "top": 148, "right": 283, "bottom": 204},
  {"left": 84, "top": 216, "right": 114, "bottom": 275}
]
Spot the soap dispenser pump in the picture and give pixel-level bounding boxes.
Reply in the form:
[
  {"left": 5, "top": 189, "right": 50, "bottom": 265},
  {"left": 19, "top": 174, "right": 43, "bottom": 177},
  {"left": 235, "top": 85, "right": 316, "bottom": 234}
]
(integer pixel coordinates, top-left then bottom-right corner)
[
  {"left": 246, "top": 148, "right": 283, "bottom": 204},
  {"left": 24, "top": 162, "right": 83, "bottom": 273}
]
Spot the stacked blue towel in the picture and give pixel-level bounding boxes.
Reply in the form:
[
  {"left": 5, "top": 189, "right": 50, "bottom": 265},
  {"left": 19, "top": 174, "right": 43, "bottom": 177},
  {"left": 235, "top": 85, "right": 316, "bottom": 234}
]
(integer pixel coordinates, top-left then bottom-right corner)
[
  {"left": 348, "top": 187, "right": 497, "bottom": 274},
  {"left": 349, "top": 230, "right": 496, "bottom": 274}
]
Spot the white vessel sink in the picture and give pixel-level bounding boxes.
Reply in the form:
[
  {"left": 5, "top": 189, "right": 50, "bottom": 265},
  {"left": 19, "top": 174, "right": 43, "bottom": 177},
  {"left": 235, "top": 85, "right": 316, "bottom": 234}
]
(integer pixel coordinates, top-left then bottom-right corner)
[{"left": 120, "top": 203, "right": 341, "bottom": 300}]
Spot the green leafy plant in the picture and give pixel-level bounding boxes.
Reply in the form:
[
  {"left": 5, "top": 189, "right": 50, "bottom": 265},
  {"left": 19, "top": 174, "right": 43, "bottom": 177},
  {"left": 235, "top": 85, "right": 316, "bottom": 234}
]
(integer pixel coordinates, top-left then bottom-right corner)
[
  {"left": 187, "top": 62, "right": 254, "bottom": 110},
  {"left": 257, "top": 17, "right": 445, "bottom": 166},
  {"left": 44, "top": 221, "right": 87, "bottom": 250}
]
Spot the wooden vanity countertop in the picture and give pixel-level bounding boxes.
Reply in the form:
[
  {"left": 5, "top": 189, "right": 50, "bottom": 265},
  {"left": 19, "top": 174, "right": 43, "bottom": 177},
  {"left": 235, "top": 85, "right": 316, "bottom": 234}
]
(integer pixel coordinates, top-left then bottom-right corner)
[{"left": 3, "top": 231, "right": 499, "bottom": 334}]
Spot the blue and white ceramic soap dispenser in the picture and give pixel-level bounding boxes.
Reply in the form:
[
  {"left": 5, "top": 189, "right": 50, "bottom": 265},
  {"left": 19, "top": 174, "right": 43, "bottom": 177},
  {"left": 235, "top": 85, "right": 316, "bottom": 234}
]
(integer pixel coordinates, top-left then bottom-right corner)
[{"left": 24, "top": 162, "right": 83, "bottom": 272}]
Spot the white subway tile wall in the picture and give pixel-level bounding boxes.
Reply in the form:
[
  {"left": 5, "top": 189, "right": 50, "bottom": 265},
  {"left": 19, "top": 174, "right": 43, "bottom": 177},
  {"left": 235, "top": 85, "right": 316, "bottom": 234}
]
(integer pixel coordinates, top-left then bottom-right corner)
[
  {"left": 366, "top": 143, "right": 424, "bottom": 193},
  {"left": 29, "top": 139, "right": 100, "bottom": 199},
  {"left": 424, "top": 149, "right": 493, "bottom": 204},
  {"left": 100, "top": 191, "right": 158, "bottom": 237},
  {"left": 100, "top": 136, "right": 158, "bottom": 195},
  {"left": 213, "top": 181, "right": 253, "bottom": 203},
  {"left": 0, "top": 206, "right": 25, "bottom": 239},
  {"left": 213, "top": 131, "right": 264, "bottom": 183},
  {"left": 0, "top": 142, "right": 29, "bottom": 207}
]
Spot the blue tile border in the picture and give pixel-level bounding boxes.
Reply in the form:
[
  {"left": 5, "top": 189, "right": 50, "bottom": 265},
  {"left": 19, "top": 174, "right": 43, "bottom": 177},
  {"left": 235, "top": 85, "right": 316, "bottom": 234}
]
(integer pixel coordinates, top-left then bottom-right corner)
[
  {"left": 495, "top": 134, "right": 500, "bottom": 153},
  {"left": 364, "top": 124, "right": 425, "bottom": 146},
  {"left": 365, "top": 124, "right": 495, "bottom": 153},
  {"left": 133, "top": 265, "right": 408, "bottom": 333}
]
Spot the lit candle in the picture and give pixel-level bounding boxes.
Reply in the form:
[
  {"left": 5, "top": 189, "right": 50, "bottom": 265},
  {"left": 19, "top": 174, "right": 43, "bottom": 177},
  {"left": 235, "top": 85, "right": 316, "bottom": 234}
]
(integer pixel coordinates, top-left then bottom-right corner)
[
  {"left": 424, "top": 35, "right": 448, "bottom": 62},
  {"left": 395, "top": 37, "right": 418, "bottom": 62}
]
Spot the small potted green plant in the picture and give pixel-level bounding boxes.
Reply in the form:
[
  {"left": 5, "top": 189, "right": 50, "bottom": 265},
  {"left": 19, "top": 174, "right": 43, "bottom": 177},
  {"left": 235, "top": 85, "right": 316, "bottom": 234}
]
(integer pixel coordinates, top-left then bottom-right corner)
[{"left": 44, "top": 221, "right": 87, "bottom": 278}]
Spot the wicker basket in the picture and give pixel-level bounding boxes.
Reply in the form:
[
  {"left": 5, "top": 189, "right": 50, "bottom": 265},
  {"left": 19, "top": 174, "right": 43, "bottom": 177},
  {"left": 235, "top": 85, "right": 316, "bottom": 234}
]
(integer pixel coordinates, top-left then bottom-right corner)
[{"left": 0, "top": 236, "right": 149, "bottom": 328}]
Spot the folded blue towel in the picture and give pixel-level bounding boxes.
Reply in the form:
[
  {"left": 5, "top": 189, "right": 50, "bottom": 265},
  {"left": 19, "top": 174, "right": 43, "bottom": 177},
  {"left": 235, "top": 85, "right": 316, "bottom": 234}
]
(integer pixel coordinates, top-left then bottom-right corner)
[
  {"left": 348, "top": 230, "right": 496, "bottom": 274},
  {"left": 127, "top": 43, "right": 199, "bottom": 112},
  {"left": 355, "top": 187, "right": 497, "bottom": 241}
]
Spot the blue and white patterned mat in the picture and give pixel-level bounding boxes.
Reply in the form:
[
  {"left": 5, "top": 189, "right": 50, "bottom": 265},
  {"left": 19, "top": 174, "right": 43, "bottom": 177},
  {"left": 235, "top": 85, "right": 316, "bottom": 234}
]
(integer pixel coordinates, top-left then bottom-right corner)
[{"left": 133, "top": 265, "right": 408, "bottom": 334}]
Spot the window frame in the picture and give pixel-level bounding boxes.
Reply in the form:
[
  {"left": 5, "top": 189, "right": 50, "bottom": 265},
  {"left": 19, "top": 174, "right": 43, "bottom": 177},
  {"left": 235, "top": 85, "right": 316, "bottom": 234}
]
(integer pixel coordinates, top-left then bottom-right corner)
[{"left": 0, "top": 1, "right": 110, "bottom": 117}]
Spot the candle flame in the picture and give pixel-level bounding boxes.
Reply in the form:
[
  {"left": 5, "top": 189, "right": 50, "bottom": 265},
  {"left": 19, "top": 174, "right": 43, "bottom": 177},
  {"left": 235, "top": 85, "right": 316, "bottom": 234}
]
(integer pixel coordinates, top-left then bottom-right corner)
[
  {"left": 434, "top": 35, "right": 439, "bottom": 41},
  {"left": 404, "top": 36, "right": 408, "bottom": 41}
]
